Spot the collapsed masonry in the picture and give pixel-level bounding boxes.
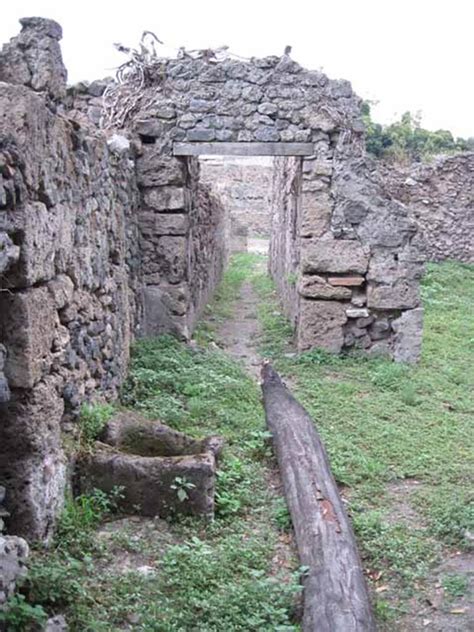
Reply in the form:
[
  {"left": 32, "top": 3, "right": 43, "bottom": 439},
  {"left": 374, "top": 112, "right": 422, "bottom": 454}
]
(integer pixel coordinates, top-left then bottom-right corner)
[{"left": 0, "top": 16, "right": 465, "bottom": 542}]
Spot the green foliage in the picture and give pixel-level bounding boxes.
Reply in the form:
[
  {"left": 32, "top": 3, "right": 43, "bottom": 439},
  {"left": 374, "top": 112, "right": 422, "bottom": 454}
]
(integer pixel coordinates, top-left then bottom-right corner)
[
  {"left": 251, "top": 273, "right": 294, "bottom": 358},
  {"left": 362, "top": 102, "right": 474, "bottom": 162},
  {"left": 273, "top": 498, "right": 292, "bottom": 532},
  {"left": 195, "top": 252, "right": 265, "bottom": 344},
  {"left": 442, "top": 573, "right": 469, "bottom": 598},
  {"left": 420, "top": 487, "right": 474, "bottom": 550},
  {"left": 56, "top": 487, "right": 123, "bottom": 553},
  {"left": 26, "top": 271, "right": 299, "bottom": 629},
  {"left": 23, "top": 488, "right": 123, "bottom": 627},
  {"left": 352, "top": 511, "right": 436, "bottom": 590},
  {"left": 153, "top": 535, "right": 302, "bottom": 631},
  {"left": 170, "top": 476, "right": 196, "bottom": 502},
  {"left": 79, "top": 403, "right": 115, "bottom": 446},
  {"left": 0, "top": 593, "right": 48, "bottom": 631},
  {"left": 253, "top": 260, "right": 474, "bottom": 615}
]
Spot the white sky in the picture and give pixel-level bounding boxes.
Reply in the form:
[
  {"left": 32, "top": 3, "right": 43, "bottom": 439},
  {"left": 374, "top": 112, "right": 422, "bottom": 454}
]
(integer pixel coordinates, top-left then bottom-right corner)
[{"left": 1, "top": 0, "right": 473, "bottom": 137}]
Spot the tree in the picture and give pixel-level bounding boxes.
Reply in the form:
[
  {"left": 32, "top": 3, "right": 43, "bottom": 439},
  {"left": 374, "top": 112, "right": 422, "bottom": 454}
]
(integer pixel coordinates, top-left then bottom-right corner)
[{"left": 362, "top": 103, "right": 471, "bottom": 162}]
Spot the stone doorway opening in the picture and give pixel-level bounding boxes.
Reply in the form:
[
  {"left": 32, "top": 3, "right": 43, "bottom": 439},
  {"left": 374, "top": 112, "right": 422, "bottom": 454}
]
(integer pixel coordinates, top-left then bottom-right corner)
[{"left": 199, "top": 154, "right": 274, "bottom": 256}]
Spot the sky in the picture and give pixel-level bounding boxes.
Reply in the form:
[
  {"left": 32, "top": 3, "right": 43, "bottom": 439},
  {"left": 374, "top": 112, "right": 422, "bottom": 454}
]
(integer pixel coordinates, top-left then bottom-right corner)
[{"left": 1, "top": 0, "right": 473, "bottom": 138}]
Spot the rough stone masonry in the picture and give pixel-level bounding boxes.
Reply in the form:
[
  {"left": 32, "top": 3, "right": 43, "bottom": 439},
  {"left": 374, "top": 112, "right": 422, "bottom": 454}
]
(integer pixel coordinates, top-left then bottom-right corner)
[{"left": 1, "top": 16, "right": 468, "bottom": 544}]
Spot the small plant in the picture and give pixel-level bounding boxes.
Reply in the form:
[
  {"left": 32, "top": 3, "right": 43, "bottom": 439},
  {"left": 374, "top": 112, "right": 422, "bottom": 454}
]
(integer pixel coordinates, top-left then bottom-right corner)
[
  {"left": 242, "top": 429, "right": 273, "bottom": 459},
  {"left": 79, "top": 403, "right": 115, "bottom": 446},
  {"left": 170, "top": 476, "right": 196, "bottom": 502},
  {"left": 56, "top": 487, "right": 123, "bottom": 552},
  {"left": 286, "top": 272, "right": 298, "bottom": 287},
  {"left": 442, "top": 573, "right": 469, "bottom": 598},
  {"left": 215, "top": 458, "right": 249, "bottom": 518},
  {"left": 0, "top": 593, "right": 48, "bottom": 631},
  {"left": 274, "top": 498, "right": 292, "bottom": 532}
]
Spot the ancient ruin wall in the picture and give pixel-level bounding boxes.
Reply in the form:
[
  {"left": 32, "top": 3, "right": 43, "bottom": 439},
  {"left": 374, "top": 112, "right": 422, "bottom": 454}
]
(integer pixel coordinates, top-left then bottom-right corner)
[
  {"left": 0, "top": 22, "right": 142, "bottom": 540},
  {"left": 380, "top": 153, "right": 474, "bottom": 263},
  {"left": 136, "top": 148, "right": 227, "bottom": 339},
  {"left": 269, "top": 149, "right": 425, "bottom": 360},
  {"left": 199, "top": 156, "right": 273, "bottom": 237},
  {"left": 70, "top": 35, "right": 424, "bottom": 363},
  {"left": 269, "top": 157, "right": 301, "bottom": 326},
  {"left": 0, "top": 16, "right": 431, "bottom": 542}
]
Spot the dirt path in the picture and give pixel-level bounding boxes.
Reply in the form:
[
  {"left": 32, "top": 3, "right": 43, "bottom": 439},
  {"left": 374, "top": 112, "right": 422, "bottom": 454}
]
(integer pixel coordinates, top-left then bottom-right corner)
[{"left": 215, "top": 265, "right": 265, "bottom": 378}]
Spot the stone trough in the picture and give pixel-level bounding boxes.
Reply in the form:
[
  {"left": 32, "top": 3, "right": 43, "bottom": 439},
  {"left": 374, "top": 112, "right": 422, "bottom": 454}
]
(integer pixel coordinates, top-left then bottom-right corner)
[{"left": 77, "top": 412, "right": 224, "bottom": 519}]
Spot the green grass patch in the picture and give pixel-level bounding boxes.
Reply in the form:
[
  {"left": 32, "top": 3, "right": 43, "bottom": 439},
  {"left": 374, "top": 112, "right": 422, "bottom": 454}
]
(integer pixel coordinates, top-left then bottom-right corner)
[
  {"left": 252, "top": 261, "right": 474, "bottom": 610},
  {"left": 23, "top": 317, "right": 300, "bottom": 629},
  {"left": 195, "top": 252, "right": 266, "bottom": 344}
]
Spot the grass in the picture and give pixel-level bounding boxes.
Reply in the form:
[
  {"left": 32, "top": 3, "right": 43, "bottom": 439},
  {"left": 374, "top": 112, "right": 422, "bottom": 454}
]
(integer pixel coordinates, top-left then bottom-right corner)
[
  {"left": 11, "top": 254, "right": 301, "bottom": 630},
  {"left": 252, "top": 259, "right": 474, "bottom": 621},
  {"left": 195, "top": 252, "right": 264, "bottom": 344},
  {"left": 10, "top": 256, "right": 473, "bottom": 630}
]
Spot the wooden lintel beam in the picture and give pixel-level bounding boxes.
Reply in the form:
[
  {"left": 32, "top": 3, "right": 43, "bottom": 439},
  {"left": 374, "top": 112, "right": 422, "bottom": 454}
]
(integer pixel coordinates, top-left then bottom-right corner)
[{"left": 173, "top": 142, "right": 314, "bottom": 157}]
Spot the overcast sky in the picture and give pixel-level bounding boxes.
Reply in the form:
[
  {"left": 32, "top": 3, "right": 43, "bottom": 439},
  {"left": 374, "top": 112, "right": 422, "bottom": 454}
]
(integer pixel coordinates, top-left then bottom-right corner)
[{"left": 1, "top": 0, "right": 473, "bottom": 137}]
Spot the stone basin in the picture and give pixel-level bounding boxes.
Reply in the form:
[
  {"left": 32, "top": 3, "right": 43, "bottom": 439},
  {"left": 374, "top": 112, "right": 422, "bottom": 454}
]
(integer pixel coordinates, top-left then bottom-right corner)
[{"left": 77, "top": 411, "right": 224, "bottom": 519}]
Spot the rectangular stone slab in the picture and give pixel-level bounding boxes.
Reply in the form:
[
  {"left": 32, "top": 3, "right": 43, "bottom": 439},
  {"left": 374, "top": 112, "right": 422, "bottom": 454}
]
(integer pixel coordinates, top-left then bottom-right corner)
[
  {"left": 173, "top": 142, "right": 315, "bottom": 156},
  {"left": 328, "top": 276, "right": 365, "bottom": 286}
]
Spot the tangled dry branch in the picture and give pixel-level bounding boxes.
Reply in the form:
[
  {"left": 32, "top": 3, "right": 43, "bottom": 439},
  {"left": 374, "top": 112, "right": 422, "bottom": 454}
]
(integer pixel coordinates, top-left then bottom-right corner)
[
  {"left": 101, "top": 31, "right": 167, "bottom": 130},
  {"left": 101, "top": 33, "right": 245, "bottom": 130}
]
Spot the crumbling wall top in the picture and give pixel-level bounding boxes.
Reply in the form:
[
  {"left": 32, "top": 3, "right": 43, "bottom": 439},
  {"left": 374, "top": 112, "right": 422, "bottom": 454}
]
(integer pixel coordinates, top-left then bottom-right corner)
[{"left": 0, "top": 16, "right": 67, "bottom": 100}]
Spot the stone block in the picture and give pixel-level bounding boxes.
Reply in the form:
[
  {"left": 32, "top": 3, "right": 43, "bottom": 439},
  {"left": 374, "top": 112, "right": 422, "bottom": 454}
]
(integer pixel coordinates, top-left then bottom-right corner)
[
  {"left": 328, "top": 276, "right": 365, "bottom": 286},
  {"left": 47, "top": 274, "right": 74, "bottom": 309},
  {"left": 142, "top": 284, "right": 190, "bottom": 339},
  {"left": 0, "top": 232, "right": 20, "bottom": 275},
  {"left": 301, "top": 237, "right": 370, "bottom": 274},
  {"left": 367, "top": 280, "right": 420, "bottom": 310},
  {"left": 78, "top": 442, "right": 218, "bottom": 518},
  {"left": 254, "top": 127, "right": 280, "bottom": 142},
  {"left": 139, "top": 212, "right": 189, "bottom": 236},
  {"left": 16, "top": 202, "right": 59, "bottom": 285},
  {"left": 392, "top": 308, "right": 423, "bottom": 363},
  {"left": 298, "top": 275, "right": 351, "bottom": 300},
  {"left": 101, "top": 411, "right": 223, "bottom": 459},
  {"left": 187, "top": 128, "right": 216, "bottom": 142},
  {"left": 136, "top": 153, "right": 185, "bottom": 187},
  {"left": 346, "top": 308, "right": 369, "bottom": 318},
  {"left": 367, "top": 249, "right": 424, "bottom": 284},
  {"left": 299, "top": 191, "right": 332, "bottom": 237},
  {"left": 307, "top": 112, "right": 337, "bottom": 132},
  {"left": 1, "top": 287, "right": 57, "bottom": 388},
  {"left": 0, "top": 380, "right": 66, "bottom": 541},
  {"left": 369, "top": 319, "right": 390, "bottom": 340},
  {"left": 0, "top": 535, "right": 29, "bottom": 608},
  {"left": 143, "top": 186, "right": 187, "bottom": 212},
  {"left": 297, "top": 299, "right": 347, "bottom": 352}
]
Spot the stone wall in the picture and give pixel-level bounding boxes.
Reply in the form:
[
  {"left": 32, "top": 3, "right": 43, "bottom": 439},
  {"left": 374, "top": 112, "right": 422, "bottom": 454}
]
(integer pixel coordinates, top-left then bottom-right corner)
[
  {"left": 269, "top": 157, "right": 301, "bottom": 326},
  {"left": 56, "top": 21, "right": 426, "bottom": 362},
  {"left": 0, "top": 16, "right": 434, "bottom": 544},
  {"left": 269, "top": 150, "right": 424, "bottom": 360},
  {"left": 0, "top": 23, "right": 142, "bottom": 540},
  {"left": 380, "top": 153, "right": 474, "bottom": 263},
  {"left": 0, "top": 535, "right": 29, "bottom": 613},
  {"left": 136, "top": 149, "right": 227, "bottom": 340},
  {"left": 199, "top": 156, "right": 273, "bottom": 237}
]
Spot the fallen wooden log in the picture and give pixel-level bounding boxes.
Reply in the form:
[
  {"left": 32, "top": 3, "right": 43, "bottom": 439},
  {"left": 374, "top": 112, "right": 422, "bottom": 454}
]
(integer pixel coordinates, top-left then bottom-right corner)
[{"left": 261, "top": 363, "right": 376, "bottom": 632}]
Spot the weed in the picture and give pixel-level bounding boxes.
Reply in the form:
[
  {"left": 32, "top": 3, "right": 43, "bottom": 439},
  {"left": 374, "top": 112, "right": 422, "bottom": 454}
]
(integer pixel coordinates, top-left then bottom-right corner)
[
  {"left": 274, "top": 498, "right": 292, "bottom": 532},
  {"left": 79, "top": 403, "right": 115, "bottom": 446},
  {"left": 0, "top": 594, "right": 47, "bottom": 631},
  {"left": 442, "top": 573, "right": 469, "bottom": 598},
  {"left": 56, "top": 487, "right": 123, "bottom": 553},
  {"left": 170, "top": 476, "right": 196, "bottom": 502}
]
